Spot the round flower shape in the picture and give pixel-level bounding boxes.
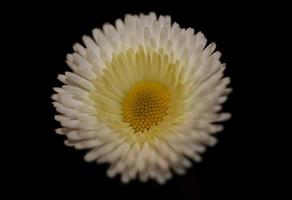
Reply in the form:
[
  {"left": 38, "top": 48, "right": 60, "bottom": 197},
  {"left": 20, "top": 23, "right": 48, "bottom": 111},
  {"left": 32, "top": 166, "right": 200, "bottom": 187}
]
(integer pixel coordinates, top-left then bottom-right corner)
[{"left": 52, "top": 13, "right": 231, "bottom": 184}]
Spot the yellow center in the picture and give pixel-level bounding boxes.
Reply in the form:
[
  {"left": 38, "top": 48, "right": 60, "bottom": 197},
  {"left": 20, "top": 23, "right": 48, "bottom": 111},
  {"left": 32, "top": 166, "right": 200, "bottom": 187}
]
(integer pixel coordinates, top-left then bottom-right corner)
[{"left": 121, "top": 81, "right": 171, "bottom": 133}]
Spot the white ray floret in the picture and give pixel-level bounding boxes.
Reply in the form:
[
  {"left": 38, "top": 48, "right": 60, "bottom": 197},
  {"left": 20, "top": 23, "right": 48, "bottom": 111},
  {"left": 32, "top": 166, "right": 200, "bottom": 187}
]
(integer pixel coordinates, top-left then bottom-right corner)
[{"left": 52, "top": 12, "right": 231, "bottom": 184}]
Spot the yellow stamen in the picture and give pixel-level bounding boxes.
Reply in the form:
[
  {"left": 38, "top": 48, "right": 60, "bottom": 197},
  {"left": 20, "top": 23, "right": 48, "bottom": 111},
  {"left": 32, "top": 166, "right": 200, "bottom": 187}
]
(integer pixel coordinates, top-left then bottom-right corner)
[{"left": 121, "top": 81, "right": 171, "bottom": 133}]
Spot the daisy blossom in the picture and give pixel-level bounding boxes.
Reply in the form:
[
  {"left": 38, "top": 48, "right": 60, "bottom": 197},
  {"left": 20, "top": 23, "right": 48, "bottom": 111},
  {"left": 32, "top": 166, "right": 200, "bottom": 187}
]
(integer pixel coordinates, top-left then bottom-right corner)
[{"left": 52, "top": 12, "right": 231, "bottom": 184}]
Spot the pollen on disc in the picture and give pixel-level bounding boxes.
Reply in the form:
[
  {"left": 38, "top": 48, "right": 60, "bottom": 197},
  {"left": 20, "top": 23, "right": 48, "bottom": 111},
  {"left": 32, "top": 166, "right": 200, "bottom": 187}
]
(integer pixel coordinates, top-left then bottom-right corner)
[{"left": 121, "top": 81, "right": 171, "bottom": 133}]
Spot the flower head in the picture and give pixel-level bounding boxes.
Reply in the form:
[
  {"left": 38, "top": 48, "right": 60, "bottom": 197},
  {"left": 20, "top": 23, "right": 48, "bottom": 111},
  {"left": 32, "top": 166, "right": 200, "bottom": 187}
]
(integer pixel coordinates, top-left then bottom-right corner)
[{"left": 52, "top": 12, "right": 231, "bottom": 184}]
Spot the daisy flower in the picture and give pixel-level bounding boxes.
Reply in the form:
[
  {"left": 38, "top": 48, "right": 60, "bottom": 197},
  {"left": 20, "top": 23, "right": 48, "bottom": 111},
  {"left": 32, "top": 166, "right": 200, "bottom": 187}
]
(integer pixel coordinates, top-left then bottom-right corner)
[{"left": 52, "top": 12, "right": 231, "bottom": 184}]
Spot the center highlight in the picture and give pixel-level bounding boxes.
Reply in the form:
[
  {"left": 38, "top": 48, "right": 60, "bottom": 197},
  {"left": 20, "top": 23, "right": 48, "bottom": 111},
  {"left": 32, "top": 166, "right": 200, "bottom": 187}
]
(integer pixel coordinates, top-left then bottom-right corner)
[{"left": 121, "top": 81, "right": 171, "bottom": 133}]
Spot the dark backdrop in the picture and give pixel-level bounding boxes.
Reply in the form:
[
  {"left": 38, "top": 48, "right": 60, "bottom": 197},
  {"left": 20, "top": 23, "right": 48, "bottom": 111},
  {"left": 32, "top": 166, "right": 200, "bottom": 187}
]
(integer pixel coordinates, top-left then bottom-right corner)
[{"left": 5, "top": 1, "right": 282, "bottom": 199}]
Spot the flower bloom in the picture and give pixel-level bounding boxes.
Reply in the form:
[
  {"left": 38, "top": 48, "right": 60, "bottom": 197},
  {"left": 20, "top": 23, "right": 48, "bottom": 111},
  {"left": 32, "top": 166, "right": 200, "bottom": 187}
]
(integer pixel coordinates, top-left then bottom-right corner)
[{"left": 52, "top": 13, "right": 231, "bottom": 184}]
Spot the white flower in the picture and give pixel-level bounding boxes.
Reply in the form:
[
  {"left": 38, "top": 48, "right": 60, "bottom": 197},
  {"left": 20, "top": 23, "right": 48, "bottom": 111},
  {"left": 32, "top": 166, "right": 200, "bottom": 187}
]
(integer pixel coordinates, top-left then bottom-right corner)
[{"left": 52, "top": 12, "right": 231, "bottom": 184}]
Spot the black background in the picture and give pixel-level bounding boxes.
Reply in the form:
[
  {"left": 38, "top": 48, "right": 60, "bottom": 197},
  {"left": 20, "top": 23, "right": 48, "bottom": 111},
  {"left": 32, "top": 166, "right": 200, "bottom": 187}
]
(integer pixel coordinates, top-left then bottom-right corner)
[{"left": 5, "top": 1, "right": 284, "bottom": 199}]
